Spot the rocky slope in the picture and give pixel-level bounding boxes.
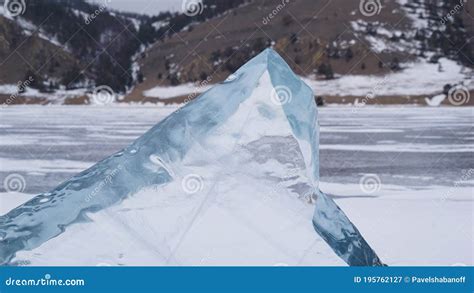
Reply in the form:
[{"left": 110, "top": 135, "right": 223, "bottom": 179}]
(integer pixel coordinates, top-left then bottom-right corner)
[{"left": 0, "top": 0, "right": 472, "bottom": 105}]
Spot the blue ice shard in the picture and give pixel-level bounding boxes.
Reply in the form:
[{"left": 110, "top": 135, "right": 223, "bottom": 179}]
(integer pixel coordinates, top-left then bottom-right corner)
[{"left": 0, "top": 48, "right": 382, "bottom": 266}]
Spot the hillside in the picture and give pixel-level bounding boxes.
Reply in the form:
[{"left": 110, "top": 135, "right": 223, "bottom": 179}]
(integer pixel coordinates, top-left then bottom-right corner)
[
  {"left": 0, "top": 0, "right": 249, "bottom": 104},
  {"left": 127, "top": 0, "right": 473, "bottom": 105},
  {"left": 0, "top": 0, "right": 147, "bottom": 92},
  {"left": 0, "top": 0, "right": 472, "bottom": 105}
]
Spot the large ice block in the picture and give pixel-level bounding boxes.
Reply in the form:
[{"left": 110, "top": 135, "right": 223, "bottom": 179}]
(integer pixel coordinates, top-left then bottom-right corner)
[{"left": 0, "top": 48, "right": 382, "bottom": 266}]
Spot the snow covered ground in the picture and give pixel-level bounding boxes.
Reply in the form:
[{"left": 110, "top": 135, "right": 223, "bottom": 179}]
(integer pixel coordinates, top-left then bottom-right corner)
[
  {"left": 141, "top": 57, "right": 473, "bottom": 100},
  {"left": 1, "top": 57, "right": 471, "bottom": 103},
  {"left": 0, "top": 105, "right": 472, "bottom": 266},
  {"left": 304, "top": 58, "right": 473, "bottom": 97}
]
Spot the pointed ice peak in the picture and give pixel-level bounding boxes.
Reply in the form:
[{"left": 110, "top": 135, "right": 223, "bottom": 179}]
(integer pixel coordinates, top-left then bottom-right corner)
[
  {"left": 0, "top": 48, "right": 382, "bottom": 267},
  {"left": 231, "top": 48, "right": 306, "bottom": 92},
  {"left": 241, "top": 47, "right": 290, "bottom": 69},
  {"left": 237, "top": 47, "right": 288, "bottom": 68},
  {"left": 178, "top": 47, "right": 320, "bottom": 186}
]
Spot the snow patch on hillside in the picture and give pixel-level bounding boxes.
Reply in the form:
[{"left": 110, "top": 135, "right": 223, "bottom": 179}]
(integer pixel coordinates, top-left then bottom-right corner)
[
  {"left": 140, "top": 57, "right": 472, "bottom": 101},
  {"left": 304, "top": 58, "right": 473, "bottom": 97},
  {"left": 0, "top": 10, "right": 65, "bottom": 49},
  {"left": 0, "top": 84, "right": 88, "bottom": 104}
]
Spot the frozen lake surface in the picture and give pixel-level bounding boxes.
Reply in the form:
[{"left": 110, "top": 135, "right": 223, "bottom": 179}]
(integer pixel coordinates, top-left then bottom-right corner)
[{"left": 0, "top": 106, "right": 472, "bottom": 265}]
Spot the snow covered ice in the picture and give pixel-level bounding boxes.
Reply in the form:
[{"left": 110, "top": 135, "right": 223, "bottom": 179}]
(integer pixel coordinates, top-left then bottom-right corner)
[{"left": 0, "top": 48, "right": 382, "bottom": 266}]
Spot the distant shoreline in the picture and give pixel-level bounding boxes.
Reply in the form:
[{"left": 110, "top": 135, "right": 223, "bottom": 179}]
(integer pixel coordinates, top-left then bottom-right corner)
[{"left": 2, "top": 92, "right": 473, "bottom": 106}]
